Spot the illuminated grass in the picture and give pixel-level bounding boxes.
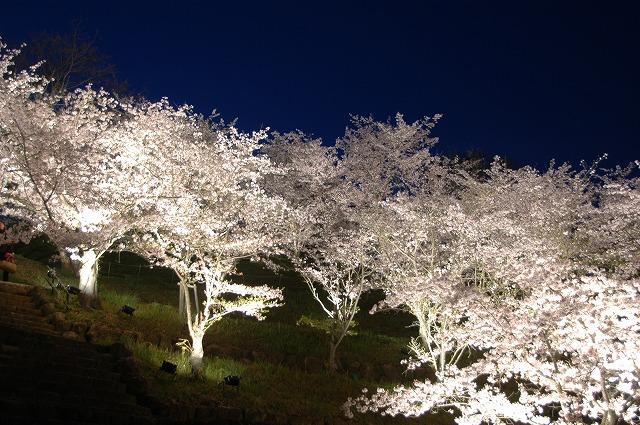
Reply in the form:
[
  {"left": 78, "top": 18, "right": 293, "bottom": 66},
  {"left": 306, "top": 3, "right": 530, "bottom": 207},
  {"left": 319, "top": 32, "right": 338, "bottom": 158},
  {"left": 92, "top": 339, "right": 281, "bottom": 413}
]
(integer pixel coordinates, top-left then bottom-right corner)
[
  {"left": 11, "top": 250, "right": 428, "bottom": 424},
  {"left": 122, "top": 337, "right": 424, "bottom": 423}
]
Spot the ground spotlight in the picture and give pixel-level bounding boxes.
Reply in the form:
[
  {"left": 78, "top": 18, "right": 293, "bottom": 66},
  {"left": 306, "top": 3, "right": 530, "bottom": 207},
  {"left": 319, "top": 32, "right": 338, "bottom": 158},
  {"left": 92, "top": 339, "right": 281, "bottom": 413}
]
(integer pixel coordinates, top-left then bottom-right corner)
[
  {"left": 121, "top": 305, "right": 135, "bottom": 315},
  {"left": 223, "top": 375, "right": 241, "bottom": 387},
  {"left": 66, "top": 286, "right": 81, "bottom": 295},
  {"left": 160, "top": 360, "right": 177, "bottom": 374}
]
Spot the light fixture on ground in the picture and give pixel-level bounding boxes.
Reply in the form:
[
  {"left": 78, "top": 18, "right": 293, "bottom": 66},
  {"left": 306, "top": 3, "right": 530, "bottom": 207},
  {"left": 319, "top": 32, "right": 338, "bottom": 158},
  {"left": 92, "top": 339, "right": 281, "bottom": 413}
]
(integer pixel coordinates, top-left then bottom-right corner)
[
  {"left": 66, "top": 286, "right": 81, "bottom": 295},
  {"left": 221, "top": 375, "right": 241, "bottom": 392},
  {"left": 160, "top": 360, "right": 177, "bottom": 374},
  {"left": 121, "top": 305, "right": 135, "bottom": 315}
]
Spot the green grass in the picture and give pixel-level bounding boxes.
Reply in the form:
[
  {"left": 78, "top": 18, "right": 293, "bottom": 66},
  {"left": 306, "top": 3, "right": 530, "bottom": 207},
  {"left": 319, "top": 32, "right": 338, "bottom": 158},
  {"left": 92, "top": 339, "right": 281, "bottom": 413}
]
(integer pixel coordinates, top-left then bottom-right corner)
[
  {"left": 101, "top": 288, "right": 140, "bottom": 308},
  {"left": 12, "top": 255, "right": 77, "bottom": 288},
  {"left": 10, "top": 247, "right": 433, "bottom": 424},
  {"left": 124, "top": 337, "right": 430, "bottom": 423}
]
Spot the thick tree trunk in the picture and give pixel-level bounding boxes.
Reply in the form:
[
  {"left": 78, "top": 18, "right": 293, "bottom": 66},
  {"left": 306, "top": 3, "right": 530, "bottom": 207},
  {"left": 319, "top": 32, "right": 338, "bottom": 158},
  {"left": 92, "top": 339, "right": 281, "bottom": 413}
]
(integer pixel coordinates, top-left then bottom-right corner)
[
  {"left": 59, "top": 249, "right": 76, "bottom": 275},
  {"left": 414, "top": 307, "right": 429, "bottom": 350},
  {"left": 416, "top": 312, "right": 435, "bottom": 370},
  {"left": 328, "top": 339, "right": 340, "bottom": 372},
  {"left": 78, "top": 249, "right": 100, "bottom": 307},
  {"left": 189, "top": 333, "right": 204, "bottom": 376},
  {"left": 600, "top": 409, "right": 617, "bottom": 425},
  {"left": 598, "top": 368, "right": 618, "bottom": 425}
]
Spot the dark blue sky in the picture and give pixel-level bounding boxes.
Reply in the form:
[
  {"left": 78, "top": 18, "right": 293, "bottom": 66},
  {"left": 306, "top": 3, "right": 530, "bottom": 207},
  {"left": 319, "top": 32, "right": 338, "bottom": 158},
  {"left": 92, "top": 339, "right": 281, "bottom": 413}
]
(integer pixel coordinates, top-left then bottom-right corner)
[{"left": 2, "top": 1, "right": 639, "bottom": 167}]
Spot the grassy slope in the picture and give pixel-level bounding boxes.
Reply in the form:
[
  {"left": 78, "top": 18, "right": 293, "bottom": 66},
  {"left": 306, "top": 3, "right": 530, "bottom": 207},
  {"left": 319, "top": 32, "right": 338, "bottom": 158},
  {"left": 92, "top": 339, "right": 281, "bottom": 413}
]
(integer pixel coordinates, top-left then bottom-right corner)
[{"left": 10, "top": 247, "right": 446, "bottom": 424}]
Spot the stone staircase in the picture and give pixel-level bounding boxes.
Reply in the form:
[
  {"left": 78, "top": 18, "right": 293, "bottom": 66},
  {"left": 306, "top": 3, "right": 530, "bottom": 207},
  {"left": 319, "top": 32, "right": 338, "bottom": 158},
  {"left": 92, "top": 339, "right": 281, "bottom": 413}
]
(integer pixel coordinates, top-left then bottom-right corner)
[{"left": 0, "top": 280, "right": 156, "bottom": 425}]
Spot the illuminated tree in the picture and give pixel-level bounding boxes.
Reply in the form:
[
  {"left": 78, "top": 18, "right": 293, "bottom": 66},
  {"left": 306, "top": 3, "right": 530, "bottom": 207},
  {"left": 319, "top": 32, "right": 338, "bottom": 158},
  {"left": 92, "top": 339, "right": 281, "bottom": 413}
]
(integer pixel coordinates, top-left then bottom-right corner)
[
  {"left": 295, "top": 225, "right": 373, "bottom": 373},
  {"left": 263, "top": 115, "right": 456, "bottom": 373},
  {"left": 579, "top": 161, "right": 640, "bottom": 278},
  {"left": 1, "top": 41, "right": 134, "bottom": 300},
  {"left": 1, "top": 39, "right": 287, "bottom": 362},
  {"left": 336, "top": 114, "right": 477, "bottom": 376},
  {"left": 133, "top": 123, "right": 287, "bottom": 374},
  {"left": 365, "top": 195, "right": 475, "bottom": 374},
  {"left": 348, "top": 160, "right": 640, "bottom": 425},
  {"left": 263, "top": 131, "right": 375, "bottom": 372},
  {"left": 1, "top": 41, "right": 198, "bottom": 302},
  {"left": 337, "top": 113, "right": 443, "bottom": 202}
]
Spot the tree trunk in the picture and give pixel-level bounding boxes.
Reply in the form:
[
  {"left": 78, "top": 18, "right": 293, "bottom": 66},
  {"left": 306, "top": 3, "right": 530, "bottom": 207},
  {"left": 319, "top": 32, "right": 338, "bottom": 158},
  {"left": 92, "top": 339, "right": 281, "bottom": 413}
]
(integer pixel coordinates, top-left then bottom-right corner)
[
  {"left": 328, "top": 339, "right": 339, "bottom": 372},
  {"left": 59, "top": 249, "right": 76, "bottom": 275},
  {"left": 414, "top": 307, "right": 430, "bottom": 351},
  {"left": 78, "top": 249, "right": 100, "bottom": 307},
  {"left": 600, "top": 409, "right": 617, "bottom": 425},
  {"left": 189, "top": 333, "right": 205, "bottom": 376}
]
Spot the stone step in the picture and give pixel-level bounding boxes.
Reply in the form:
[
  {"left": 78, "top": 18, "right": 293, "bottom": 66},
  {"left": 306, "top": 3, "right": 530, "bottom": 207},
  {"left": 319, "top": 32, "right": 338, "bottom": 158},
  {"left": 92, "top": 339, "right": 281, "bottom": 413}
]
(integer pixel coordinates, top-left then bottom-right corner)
[
  {"left": 0, "top": 397, "right": 154, "bottom": 425},
  {"left": 2, "top": 373, "right": 128, "bottom": 395},
  {"left": 0, "top": 293, "right": 36, "bottom": 307},
  {"left": 0, "top": 335, "right": 112, "bottom": 359},
  {"left": 0, "top": 326, "right": 90, "bottom": 347},
  {"left": 19, "top": 353, "right": 114, "bottom": 372},
  {"left": 0, "top": 352, "right": 14, "bottom": 367},
  {"left": 0, "top": 281, "right": 33, "bottom": 296},
  {"left": 0, "top": 310, "right": 51, "bottom": 325},
  {"left": 0, "top": 399, "right": 98, "bottom": 425},
  {"left": 0, "top": 302, "right": 39, "bottom": 317},
  {"left": 0, "top": 388, "right": 147, "bottom": 415},
  {"left": 2, "top": 342, "right": 112, "bottom": 363},
  {"left": 0, "top": 321, "right": 59, "bottom": 337},
  {"left": 0, "top": 379, "right": 133, "bottom": 403},
  {"left": 48, "top": 400, "right": 152, "bottom": 423},
  {"left": 0, "top": 284, "right": 156, "bottom": 425},
  {"left": 0, "top": 358, "right": 115, "bottom": 376},
  {"left": 2, "top": 417, "right": 97, "bottom": 425},
  {"left": 0, "top": 303, "right": 38, "bottom": 312},
  {"left": 0, "top": 313, "right": 51, "bottom": 326},
  {"left": 0, "top": 301, "right": 43, "bottom": 315},
  {"left": 0, "top": 361, "right": 122, "bottom": 383},
  {"left": 29, "top": 388, "right": 143, "bottom": 411},
  {"left": 0, "top": 348, "right": 116, "bottom": 372},
  {"left": 0, "top": 318, "right": 56, "bottom": 333},
  {"left": 0, "top": 347, "right": 14, "bottom": 357},
  {"left": 0, "top": 358, "right": 126, "bottom": 391},
  {"left": 0, "top": 317, "right": 57, "bottom": 331}
]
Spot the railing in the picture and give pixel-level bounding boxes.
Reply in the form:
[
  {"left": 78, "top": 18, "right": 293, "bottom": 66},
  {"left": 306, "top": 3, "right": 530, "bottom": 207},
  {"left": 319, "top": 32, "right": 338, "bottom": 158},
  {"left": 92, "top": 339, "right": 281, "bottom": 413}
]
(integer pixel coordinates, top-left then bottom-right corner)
[{"left": 44, "top": 267, "right": 80, "bottom": 311}]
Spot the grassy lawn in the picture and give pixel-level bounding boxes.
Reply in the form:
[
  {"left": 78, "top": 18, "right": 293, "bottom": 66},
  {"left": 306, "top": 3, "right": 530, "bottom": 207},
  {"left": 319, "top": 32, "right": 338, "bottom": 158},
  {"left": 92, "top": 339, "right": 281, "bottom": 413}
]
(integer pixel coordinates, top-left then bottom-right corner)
[{"left": 9, "top": 243, "right": 445, "bottom": 424}]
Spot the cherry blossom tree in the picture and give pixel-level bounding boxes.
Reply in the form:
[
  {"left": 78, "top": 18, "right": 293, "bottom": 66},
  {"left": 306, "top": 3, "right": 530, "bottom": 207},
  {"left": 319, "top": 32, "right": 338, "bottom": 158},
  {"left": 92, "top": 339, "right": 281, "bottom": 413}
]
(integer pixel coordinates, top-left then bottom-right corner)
[
  {"left": 1, "top": 41, "right": 130, "bottom": 301},
  {"left": 579, "top": 161, "right": 640, "bottom": 279},
  {"left": 1, "top": 39, "right": 287, "bottom": 365},
  {"left": 0, "top": 39, "right": 48, "bottom": 244},
  {"left": 260, "top": 132, "right": 339, "bottom": 253},
  {"left": 337, "top": 113, "right": 443, "bottom": 202},
  {"left": 262, "top": 131, "right": 377, "bottom": 372},
  {"left": 347, "top": 159, "right": 640, "bottom": 425},
  {"left": 459, "top": 161, "right": 639, "bottom": 425},
  {"left": 349, "top": 274, "right": 639, "bottom": 424},
  {"left": 365, "top": 195, "right": 476, "bottom": 373},
  {"left": 336, "top": 114, "right": 479, "bottom": 376},
  {"left": 262, "top": 115, "right": 455, "bottom": 373},
  {"left": 132, "top": 122, "right": 287, "bottom": 374},
  {"left": 296, "top": 225, "right": 374, "bottom": 372},
  {"left": 0, "top": 40, "right": 202, "bottom": 303}
]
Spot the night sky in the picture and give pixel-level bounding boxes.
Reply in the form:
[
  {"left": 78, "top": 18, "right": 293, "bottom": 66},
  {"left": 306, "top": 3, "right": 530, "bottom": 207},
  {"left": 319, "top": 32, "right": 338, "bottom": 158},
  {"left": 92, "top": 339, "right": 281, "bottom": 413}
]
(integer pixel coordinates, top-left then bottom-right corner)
[{"left": 2, "top": 1, "right": 639, "bottom": 167}]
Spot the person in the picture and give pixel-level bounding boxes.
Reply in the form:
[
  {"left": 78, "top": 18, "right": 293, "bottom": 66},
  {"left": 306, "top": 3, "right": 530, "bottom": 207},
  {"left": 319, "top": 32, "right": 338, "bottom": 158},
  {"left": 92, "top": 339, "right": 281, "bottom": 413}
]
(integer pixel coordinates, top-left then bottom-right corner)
[{"left": 0, "top": 221, "right": 16, "bottom": 281}]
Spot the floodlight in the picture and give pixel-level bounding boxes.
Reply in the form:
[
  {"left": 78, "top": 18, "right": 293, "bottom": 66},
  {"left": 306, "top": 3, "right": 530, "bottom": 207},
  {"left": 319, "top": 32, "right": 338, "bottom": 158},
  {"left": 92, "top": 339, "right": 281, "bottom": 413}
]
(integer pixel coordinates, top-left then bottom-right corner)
[
  {"left": 66, "top": 286, "right": 81, "bottom": 295},
  {"left": 223, "top": 375, "right": 240, "bottom": 386},
  {"left": 121, "top": 305, "right": 135, "bottom": 315},
  {"left": 160, "top": 361, "right": 177, "bottom": 374}
]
